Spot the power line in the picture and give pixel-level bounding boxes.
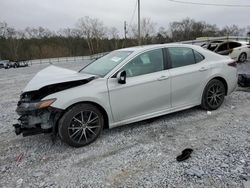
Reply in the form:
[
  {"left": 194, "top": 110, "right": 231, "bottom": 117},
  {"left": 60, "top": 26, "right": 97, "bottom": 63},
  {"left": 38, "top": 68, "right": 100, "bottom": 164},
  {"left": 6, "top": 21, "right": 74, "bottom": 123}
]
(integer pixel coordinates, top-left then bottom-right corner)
[
  {"left": 128, "top": 0, "right": 138, "bottom": 28},
  {"left": 168, "top": 0, "right": 250, "bottom": 7}
]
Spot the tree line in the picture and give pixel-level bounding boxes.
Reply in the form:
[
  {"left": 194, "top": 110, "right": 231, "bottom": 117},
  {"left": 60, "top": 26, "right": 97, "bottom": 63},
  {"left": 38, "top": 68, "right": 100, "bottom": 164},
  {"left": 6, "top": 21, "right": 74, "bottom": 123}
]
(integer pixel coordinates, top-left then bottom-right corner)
[{"left": 0, "top": 17, "right": 249, "bottom": 61}]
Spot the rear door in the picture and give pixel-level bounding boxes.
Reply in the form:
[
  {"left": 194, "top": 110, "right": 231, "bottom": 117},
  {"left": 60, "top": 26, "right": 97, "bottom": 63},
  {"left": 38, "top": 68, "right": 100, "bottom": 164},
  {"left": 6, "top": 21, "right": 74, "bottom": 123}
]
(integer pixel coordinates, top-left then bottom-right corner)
[
  {"left": 107, "top": 48, "right": 171, "bottom": 122},
  {"left": 167, "top": 47, "right": 210, "bottom": 108}
]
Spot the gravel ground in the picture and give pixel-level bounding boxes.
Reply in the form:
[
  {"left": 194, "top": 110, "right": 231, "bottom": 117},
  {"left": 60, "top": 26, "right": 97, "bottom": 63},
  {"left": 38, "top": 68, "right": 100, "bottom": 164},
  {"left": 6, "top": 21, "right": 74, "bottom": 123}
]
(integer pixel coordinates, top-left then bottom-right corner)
[{"left": 0, "top": 60, "right": 250, "bottom": 188}]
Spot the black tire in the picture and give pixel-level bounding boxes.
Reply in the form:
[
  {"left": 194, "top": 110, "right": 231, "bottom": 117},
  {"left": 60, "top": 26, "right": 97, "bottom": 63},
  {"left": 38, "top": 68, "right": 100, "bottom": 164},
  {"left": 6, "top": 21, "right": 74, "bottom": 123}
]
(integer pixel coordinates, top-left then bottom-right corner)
[
  {"left": 201, "top": 79, "right": 226, "bottom": 110},
  {"left": 58, "top": 103, "right": 104, "bottom": 147},
  {"left": 238, "top": 53, "right": 247, "bottom": 63}
]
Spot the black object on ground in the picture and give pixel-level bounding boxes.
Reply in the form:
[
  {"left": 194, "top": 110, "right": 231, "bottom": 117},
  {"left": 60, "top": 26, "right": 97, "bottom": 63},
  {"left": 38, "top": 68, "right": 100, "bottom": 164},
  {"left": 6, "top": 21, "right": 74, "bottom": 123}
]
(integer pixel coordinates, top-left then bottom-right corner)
[
  {"left": 238, "top": 74, "right": 250, "bottom": 87},
  {"left": 176, "top": 148, "right": 193, "bottom": 162}
]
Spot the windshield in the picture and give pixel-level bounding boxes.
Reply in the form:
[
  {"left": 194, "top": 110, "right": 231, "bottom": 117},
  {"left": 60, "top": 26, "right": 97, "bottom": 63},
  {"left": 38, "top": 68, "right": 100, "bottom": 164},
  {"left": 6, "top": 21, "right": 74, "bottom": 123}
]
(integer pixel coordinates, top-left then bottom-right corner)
[{"left": 80, "top": 51, "right": 133, "bottom": 76}]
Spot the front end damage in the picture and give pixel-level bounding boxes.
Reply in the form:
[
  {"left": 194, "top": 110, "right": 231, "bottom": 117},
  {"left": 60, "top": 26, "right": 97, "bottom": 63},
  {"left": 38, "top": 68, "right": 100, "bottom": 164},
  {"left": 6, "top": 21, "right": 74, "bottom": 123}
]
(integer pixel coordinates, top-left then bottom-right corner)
[
  {"left": 13, "top": 73, "right": 96, "bottom": 138},
  {"left": 13, "top": 65, "right": 96, "bottom": 137},
  {"left": 13, "top": 92, "right": 63, "bottom": 137}
]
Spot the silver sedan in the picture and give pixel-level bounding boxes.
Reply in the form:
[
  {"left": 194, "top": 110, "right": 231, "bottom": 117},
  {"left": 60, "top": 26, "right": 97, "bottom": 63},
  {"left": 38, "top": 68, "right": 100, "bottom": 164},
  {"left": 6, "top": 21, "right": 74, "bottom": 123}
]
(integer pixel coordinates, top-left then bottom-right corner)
[{"left": 14, "top": 44, "right": 237, "bottom": 147}]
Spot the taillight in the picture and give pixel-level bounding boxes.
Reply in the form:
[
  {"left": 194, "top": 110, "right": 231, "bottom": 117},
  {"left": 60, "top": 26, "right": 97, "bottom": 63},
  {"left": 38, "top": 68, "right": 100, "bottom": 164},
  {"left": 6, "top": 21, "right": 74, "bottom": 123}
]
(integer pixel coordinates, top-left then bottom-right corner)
[{"left": 228, "top": 61, "right": 237, "bottom": 67}]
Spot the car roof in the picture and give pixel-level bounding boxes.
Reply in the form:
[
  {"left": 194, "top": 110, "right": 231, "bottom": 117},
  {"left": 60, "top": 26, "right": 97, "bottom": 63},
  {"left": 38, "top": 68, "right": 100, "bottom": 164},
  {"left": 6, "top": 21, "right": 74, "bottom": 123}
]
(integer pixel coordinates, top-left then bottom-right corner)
[
  {"left": 116, "top": 43, "right": 202, "bottom": 53},
  {"left": 210, "top": 40, "right": 248, "bottom": 44}
]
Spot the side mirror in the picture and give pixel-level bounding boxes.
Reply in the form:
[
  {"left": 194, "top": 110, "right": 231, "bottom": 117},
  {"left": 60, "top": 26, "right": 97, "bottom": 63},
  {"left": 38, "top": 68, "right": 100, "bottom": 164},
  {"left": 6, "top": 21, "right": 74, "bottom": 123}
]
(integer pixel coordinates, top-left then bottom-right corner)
[{"left": 117, "top": 70, "right": 126, "bottom": 84}]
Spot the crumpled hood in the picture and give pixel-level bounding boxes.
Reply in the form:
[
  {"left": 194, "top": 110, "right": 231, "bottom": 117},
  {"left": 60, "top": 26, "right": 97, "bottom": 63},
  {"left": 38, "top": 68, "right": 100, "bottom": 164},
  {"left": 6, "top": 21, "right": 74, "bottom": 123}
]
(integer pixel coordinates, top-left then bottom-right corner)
[{"left": 23, "top": 65, "right": 95, "bottom": 92}]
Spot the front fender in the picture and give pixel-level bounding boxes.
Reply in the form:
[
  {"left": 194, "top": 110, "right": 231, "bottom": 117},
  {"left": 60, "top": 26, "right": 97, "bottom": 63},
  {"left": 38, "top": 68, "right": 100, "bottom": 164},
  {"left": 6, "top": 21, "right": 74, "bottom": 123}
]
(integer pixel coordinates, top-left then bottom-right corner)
[{"left": 42, "top": 79, "right": 114, "bottom": 124}]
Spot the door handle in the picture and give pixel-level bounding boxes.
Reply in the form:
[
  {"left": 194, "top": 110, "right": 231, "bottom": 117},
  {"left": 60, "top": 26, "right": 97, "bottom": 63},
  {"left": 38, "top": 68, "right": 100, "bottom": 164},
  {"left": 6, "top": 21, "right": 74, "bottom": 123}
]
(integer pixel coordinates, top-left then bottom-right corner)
[
  {"left": 199, "top": 67, "right": 208, "bottom": 72},
  {"left": 157, "top": 75, "right": 169, "bottom": 81}
]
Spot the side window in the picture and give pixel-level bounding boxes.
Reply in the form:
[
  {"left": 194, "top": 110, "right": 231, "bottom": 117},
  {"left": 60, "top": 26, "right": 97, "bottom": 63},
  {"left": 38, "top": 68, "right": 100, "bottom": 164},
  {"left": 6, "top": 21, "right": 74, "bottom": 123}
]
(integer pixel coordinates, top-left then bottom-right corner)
[
  {"left": 194, "top": 50, "right": 204, "bottom": 63},
  {"left": 122, "top": 49, "right": 164, "bottom": 77},
  {"left": 208, "top": 43, "right": 219, "bottom": 51},
  {"left": 217, "top": 43, "right": 228, "bottom": 52},
  {"left": 168, "top": 47, "right": 196, "bottom": 68},
  {"left": 229, "top": 42, "right": 241, "bottom": 49}
]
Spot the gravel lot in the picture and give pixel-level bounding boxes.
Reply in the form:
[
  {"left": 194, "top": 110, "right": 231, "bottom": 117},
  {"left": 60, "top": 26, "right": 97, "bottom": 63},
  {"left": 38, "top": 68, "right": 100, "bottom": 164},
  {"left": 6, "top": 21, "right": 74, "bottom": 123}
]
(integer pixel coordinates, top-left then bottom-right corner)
[{"left": 0, "top": 60, "right": 250, "bottom": 188}]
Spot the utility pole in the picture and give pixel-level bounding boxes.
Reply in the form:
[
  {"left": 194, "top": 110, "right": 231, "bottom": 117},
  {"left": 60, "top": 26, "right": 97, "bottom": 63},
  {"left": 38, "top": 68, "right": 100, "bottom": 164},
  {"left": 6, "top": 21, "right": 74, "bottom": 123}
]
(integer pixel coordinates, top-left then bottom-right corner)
[
  {"left": 124, "top": 21, "right": 127, "bottom": 40},
  {"left": 138, "top": 0, "right": 141, "bottom": 45},
  {"left": 124, "top": 21, "right": 127, "bottom": 46}
]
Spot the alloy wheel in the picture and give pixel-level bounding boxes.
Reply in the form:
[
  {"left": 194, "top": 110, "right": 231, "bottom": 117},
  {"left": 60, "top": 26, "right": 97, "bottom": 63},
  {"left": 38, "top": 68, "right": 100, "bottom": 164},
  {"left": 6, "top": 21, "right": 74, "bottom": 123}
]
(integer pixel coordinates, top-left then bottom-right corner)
[
  {"left": 68, "top": 110, "right": 101, "bottom": 144},
  {"left": 207, "top": 83, "right": 224, "bottom": 108}
]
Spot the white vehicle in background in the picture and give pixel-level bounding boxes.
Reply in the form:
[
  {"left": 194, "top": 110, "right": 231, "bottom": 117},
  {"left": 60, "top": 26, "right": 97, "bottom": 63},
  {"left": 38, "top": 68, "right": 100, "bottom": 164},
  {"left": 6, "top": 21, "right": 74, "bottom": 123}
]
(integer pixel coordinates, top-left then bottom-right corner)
[
  {"left": 0, "top": 60, "right": 29, "bottom": 69},
  {"left": 201, "top": 40, "right": 250, "bottom": 63},
  {"left": 13, "top": 44, "right": 237, "bottom": 147},
  {"left": 0, "top": 60, "right": 10, "bottom": 69}
]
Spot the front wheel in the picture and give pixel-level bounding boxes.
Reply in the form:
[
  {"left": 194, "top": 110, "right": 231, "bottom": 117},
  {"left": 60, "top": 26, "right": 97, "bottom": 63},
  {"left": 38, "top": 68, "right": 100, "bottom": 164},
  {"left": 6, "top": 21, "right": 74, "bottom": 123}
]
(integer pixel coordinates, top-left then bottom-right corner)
[
  {"left": 201, "top": 79, "right": 226, "bottom": 110},
  {"left": 58, "top": 103, "right": 104, "bottom": 147}
]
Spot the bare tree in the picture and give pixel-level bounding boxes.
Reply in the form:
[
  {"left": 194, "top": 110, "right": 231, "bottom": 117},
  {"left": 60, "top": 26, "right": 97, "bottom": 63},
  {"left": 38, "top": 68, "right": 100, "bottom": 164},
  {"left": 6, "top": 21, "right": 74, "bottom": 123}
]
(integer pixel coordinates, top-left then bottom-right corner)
[
  {"left": 24, "top": 26, "right": 54, "bottom": 39},
  {"left": 219, "top": 25, "right": 245, "bottom": 36},
  {"left": 77, "top": 16, "right": 107, "bottom": 54},
  {"left": 109, "top": 27, "right": 120, "bottom": 49},
  {"left": 57, "top": 28, "right": 82, "bottom": 56},
  {"left": 153, "top": 26, "right": 171, "bottom": 43},
  {"left": 38, "top": 27, "right": 54, "bottom": 38},
  {"left": 0, "top": 21, "right": 8, "bottom": 38},
  {"left": 169, "top": 18, "right": 220, "bottom": 41},
  {"left": 5, "top": 27, "right": 24, "bottom": 60},
  {"left": 130, "top": 17, "right": 156, "bottom": 45},
  {"left": 169, "top": 18, "right": 196, "bottom": 41},
  {"left": 24, "top": 27, "right": 39, "bottom": 38}
]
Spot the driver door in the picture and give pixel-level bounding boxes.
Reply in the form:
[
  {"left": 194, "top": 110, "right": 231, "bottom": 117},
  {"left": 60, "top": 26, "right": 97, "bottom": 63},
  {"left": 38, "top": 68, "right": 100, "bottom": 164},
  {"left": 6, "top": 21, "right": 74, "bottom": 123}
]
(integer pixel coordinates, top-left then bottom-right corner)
[{"left": 107, "top": 48, "right": 171, "bottom": 123}]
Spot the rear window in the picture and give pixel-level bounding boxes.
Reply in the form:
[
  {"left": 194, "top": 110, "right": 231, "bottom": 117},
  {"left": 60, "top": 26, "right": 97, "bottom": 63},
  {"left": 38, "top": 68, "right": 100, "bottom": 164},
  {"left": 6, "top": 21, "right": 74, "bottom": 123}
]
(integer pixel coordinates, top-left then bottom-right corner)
[
  {"left": 194, "top": 50, "right": 204, "bottom": 63},
  {"left": 217, "top": 43, "right": 228, "bottom": 52},
  {"left": 229, "top": 42, "right": 242, "bottom": 49}
]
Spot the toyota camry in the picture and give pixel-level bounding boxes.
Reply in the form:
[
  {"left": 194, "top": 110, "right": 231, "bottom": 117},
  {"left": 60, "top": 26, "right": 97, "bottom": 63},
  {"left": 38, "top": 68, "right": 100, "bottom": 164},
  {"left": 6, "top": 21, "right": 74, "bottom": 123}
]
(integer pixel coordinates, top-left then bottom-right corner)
[{"left": 13, "top": 44, "right": 237, "bottom": 147}]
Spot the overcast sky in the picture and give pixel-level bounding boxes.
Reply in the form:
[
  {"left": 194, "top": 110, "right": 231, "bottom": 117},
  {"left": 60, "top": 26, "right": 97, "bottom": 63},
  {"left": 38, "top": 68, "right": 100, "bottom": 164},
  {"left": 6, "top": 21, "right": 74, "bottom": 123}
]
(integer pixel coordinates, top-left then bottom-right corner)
[{"left": 1, "top": 0, "right": 250, "bottom": 33}]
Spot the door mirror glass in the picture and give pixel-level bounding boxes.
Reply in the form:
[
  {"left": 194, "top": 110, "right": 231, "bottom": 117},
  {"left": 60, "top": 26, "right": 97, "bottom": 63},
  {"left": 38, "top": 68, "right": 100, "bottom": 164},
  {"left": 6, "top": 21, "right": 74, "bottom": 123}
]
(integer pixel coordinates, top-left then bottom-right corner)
[{"left": 117, "top": 70, "right": 126, "bottom": 84}]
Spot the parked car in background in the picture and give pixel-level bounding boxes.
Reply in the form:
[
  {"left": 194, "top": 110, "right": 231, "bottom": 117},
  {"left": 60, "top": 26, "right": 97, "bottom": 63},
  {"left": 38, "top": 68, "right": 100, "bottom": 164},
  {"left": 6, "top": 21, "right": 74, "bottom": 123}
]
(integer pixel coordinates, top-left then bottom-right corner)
[
  {"left": 0, "top": 60, "right": 29, "bottom": 69},
  {"left": 14, "top": 44, "right": 237, "bottom": 147},
  {"left": 201, "top": 40, "right": 250, "bottom": 63},
  {"left": 9, "top": 60, "right": 29, "bottom": 68},
  {"left": 0, "top": 60, "right": 10, "bottom": 69},
  {"left": 0, "top": 61, "right": 5, "bottom": 68}
]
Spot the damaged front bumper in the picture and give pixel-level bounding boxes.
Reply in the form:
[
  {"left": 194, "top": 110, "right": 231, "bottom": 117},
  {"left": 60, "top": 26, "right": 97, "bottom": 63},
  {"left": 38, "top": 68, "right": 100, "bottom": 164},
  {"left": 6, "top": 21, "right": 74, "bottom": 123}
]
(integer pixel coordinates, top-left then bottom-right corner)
[{"left": 13, "top": 99, "right": 63, "bottom": 137}]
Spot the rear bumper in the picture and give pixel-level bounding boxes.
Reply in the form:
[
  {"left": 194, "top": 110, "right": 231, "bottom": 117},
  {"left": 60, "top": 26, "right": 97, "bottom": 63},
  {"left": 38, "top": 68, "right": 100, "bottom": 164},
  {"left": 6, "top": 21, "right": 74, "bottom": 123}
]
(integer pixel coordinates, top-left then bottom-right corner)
[{"left": 14, "top": 102, "right": 63, "bottom": 137}]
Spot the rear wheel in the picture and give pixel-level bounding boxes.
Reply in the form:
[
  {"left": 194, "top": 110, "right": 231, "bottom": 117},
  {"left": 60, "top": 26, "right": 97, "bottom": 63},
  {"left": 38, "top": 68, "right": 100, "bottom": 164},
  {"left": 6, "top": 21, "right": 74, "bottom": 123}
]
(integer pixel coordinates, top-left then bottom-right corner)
[
  {"left": 58, "top": 103, "right": 104, "bottom": 147},
  {"left": 201, "top": 79, "right": 226, "bottom": 110},
  {"left": 238, "top": 53, "right": 247, "bottom": 63}
]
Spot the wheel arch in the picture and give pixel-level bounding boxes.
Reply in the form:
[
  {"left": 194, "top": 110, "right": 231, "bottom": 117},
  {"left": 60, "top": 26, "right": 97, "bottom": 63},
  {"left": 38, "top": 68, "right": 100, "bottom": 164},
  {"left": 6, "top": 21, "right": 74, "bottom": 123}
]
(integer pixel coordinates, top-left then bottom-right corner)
[
  {"left": 204, "top": 76, "right": 228, "bottom": 96},
  {"left": 201, "top": 76, "right": 228, "bottom": 110},
  {"left": 55, "top": 101, "right": 110, "bottom": 134},
  {"left": 212, "top": 76, "right": 228, "bottom": 95}
]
